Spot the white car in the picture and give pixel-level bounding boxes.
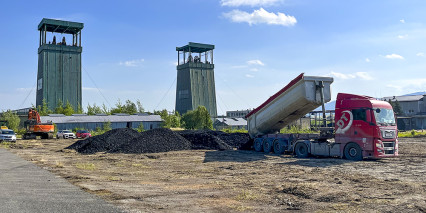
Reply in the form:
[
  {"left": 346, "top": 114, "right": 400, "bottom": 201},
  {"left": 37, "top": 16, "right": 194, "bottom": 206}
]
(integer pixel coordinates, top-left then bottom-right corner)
[
  {"left": 56, "top": 130, "right": 76, "bottom": 139},
  {"left": 0, "top": 129, "right": 17, "bottom": 142}
]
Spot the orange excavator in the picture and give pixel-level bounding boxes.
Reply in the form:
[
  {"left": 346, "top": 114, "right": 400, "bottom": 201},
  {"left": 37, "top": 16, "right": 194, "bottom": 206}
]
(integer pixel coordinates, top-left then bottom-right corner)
[{"left": 22, "top": 109, "right": 54, "bottom": 139}]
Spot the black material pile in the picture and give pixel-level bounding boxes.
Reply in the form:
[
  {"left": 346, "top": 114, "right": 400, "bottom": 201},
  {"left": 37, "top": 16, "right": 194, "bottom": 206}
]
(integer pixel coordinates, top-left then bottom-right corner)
[
  {"left": 177, "top": 130, "right": 232, "bottom": 150},
  {"left": 177, "top": 130, "right": 252, "bottom": 150},
  {"left": 66, "top": 128, "right": 141, "bottom": 154},
  {"left": 66, "top": 128, "right": 252, "bottom": 154},
  {"left": 110, "top": 128, "right": 191, "bottom": 154}
]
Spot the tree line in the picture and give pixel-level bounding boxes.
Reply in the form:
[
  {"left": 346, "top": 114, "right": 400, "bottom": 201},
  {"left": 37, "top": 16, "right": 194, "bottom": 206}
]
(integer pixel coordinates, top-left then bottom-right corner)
[{"left": 1, "top": 99, "right": 213, "bottom": 132}]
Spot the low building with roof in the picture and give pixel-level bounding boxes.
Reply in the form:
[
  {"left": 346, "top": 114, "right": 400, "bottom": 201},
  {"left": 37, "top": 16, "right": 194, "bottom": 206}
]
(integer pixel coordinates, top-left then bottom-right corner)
[
  {"left": 40, "top": 113, "right": 163, "bottom": 131},
  {"left": 214, "top": 117, "right": 247, "bottom": 130},
  {"left": 383, "top": 94, "right": 426, "bottom": 130}
]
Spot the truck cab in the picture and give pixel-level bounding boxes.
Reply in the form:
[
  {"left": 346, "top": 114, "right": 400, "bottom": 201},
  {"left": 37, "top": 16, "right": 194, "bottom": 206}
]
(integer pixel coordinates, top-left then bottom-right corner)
[{"left": 334, "top": 93, "right": 398, "bottom": 159}]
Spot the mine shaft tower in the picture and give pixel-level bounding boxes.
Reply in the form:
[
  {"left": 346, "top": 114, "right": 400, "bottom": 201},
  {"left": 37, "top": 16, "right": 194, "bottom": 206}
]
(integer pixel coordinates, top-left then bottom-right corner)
[
  {"left": 36, "top": 18, "right": 84, "bottom": 111},
  {"left": 175, "top": 42, "right": 217, "bottom": 117}
]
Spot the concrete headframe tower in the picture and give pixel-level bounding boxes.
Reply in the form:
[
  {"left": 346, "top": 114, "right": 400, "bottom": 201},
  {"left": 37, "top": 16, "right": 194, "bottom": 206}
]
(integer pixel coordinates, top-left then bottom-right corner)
[
  {"left": 175, "top": 42, "right": 217, "bottom": 117},
  {"left": 36, "top": 18, "right": 84, "bottom": 111}
]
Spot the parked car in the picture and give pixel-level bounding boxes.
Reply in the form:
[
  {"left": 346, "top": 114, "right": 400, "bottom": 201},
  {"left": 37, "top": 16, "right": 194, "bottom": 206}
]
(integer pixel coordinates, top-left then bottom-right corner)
[
  {"left": 76, "top": 130, "right": 91, "bottom": 138},
  {"left": 56, "top": 130, "right": 76, "bottom": 139},
  {"left": 0, "top": 129, "right": 17, "bottom": 142}
]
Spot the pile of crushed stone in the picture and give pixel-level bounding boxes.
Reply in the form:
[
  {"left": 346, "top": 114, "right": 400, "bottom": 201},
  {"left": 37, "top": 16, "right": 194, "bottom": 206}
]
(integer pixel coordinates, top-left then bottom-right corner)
[{"left": 66, "top": 128, "right": 252, "bottom": 154}]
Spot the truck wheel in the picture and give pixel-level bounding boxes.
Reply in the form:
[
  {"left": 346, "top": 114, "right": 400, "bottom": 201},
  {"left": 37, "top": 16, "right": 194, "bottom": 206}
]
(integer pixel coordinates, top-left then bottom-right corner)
[
  {"left": 254, "top": 138, "right": 263, "bottom": 152},
  {"left": 344, "top": 143, "right": 363, "bottom": 161},
  {"left": 295, "top": 143, "right": 309, "bottom": 158},
  {"left": 263, "top": 139, "right": 273, "bottom": 153},
  {"left": 273, "top": 140, "right": 286, "bottom": 154}
]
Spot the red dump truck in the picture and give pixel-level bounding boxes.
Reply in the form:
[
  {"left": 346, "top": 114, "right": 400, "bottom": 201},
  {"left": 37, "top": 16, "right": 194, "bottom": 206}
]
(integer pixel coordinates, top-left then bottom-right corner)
[{"left": 246, "top": 73, "right": 398, "bottom": 160}]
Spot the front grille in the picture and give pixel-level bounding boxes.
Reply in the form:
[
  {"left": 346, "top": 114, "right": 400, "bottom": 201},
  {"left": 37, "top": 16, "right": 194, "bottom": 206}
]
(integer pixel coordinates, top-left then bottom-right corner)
[
  {"left": 383, "top": 141, "right": 395, "bottom": 154},
  {"left": 381, "top": 130, "right": 396, "bottom": 139}
]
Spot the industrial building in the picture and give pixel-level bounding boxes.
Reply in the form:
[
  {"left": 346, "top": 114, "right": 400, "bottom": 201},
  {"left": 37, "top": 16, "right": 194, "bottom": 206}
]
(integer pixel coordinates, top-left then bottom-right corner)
[
  {"left": 214, "top": 117, "right": 247, "bottom": 130},
  {"left": 40, "top": 114, "right": 163, "bottom": 131},
  {"left": 383, "top": 94, "right": 426, "bottom": 130},
  {"left": 175, "top": 42, "right": 217, "bottom": 117},
  {"left": 36, "top": 18, "right": 83, "bottom": 111}
]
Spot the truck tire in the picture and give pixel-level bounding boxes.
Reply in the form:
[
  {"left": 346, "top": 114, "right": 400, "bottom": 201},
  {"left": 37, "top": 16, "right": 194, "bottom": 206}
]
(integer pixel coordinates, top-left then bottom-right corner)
[
  {"left": 254, "top": 138, "right": 263, "bottom": 152},
  {"left": 344, "top": 143, "right": 363, "bottom": 161},
  {"left": 263, "top": 139, "right": 273, "bottom": 153},
  {"left": 295, "top": 142, "right": 309, "bottom": 158},
  {"left": 273, "top": 139, "right": 286, "bottom": 154}
]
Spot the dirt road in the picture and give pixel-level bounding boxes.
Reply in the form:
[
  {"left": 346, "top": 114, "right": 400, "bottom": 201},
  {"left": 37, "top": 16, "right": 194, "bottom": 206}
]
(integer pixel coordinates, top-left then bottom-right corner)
[{"left": 3, "top": 137, "right": 426, "bottom": 212}]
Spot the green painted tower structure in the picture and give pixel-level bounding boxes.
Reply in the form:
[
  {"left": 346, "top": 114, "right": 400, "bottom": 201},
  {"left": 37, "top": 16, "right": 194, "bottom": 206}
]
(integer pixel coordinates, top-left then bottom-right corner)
[
  {"left": 175, "top": 42, "right": 217, "bottom": 117},
  {"left": 36, "top": 18, "right": 84, "bottom": 111}
]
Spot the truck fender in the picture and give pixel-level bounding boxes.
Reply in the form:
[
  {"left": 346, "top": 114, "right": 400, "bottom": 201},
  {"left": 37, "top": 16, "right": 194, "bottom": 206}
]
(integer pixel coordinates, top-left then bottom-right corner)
[{"left": 293, "top": 140, "right": 311, "bottom": 154}]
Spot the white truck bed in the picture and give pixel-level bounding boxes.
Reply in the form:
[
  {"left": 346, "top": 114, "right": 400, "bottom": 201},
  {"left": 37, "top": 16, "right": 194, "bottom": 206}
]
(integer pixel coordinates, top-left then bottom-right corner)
[{"left": 246, "top": 74, "right": 333, "bottom": 138}]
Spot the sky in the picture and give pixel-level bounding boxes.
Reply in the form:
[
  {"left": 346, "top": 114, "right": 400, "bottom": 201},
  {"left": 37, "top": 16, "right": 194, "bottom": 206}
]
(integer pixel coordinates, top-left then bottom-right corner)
[{"left": 1, "top": 0, "right": 425, "bottom": 115}]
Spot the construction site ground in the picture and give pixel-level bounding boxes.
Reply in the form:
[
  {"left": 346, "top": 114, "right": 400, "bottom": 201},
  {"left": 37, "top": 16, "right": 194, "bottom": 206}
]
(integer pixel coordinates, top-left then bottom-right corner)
[{"left": 2, "top": 137, "right": 425, "bottom": 213}]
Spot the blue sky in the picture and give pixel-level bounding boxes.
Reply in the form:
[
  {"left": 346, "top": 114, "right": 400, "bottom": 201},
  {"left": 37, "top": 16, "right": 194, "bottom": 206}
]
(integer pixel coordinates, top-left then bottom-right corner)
[{"left": 1, "top": 0, "right": 425, "bottom": 114}]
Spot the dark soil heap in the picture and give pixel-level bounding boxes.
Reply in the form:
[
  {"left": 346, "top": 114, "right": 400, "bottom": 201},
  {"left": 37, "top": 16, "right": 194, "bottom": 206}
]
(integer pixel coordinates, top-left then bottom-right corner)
[
  {"left": 177, "top": 130, "right": 232, "bottom": 150},
  {"left": 67, "top": 128, "right": 252, "bottom": 154},
  {"left": 110, "top": 128, "right": 191, "bottom": 154},
  {"left": 66, "top": 128, "right": 141, "bottom": 154},
  {"left": 177, "top": 130, "right": 252, "bottom": 150}
]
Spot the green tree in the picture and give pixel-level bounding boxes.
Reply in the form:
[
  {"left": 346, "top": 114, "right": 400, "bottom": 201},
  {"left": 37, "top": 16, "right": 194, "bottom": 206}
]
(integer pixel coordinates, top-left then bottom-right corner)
[
  {"left": 136, "top": 100, "right": 144, "bottom": 113},
  {"left": 123, "top": 100, "right": 137, "bottom": 115},
  {"left": 389, "top": 100, "right": 403, "bottom": 115},
  {"left": 77, "top": 103, "right": 84, "bottom": 114},
  {"left": 63, "top": 101, "right": 75, "bottom": 116},
  {"left": 87, "top": 103, "right": 103, "bottom": 115},
  {"left": 103, "top": 121, "right": 112, "bottom": 132},
  {"left": 55, "top": 99, "right": 64, "bottom": 114},
  {"left": 102, "top": 103, "right": 110, "bottom": 115},
  {"left": 110, "top": 99, "right": 123, "bottom": 114},
  {"left": 0, "top": 110, "right": 20, "bottom": 131},
  {"left": 137, "top": 122, "right": 145, "bottom": 132},
  {"left": 182, "top": 106, "right": 212, "bottom": 130},
  {"left": 37, "top": 99, "right": 52, "bottom": 116},
  {"left": 170, "top": 111, "right": 181, "bottom": 128}
]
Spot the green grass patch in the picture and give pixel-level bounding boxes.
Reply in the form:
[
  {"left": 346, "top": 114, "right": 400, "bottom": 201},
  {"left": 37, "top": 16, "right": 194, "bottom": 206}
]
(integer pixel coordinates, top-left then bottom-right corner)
[
  {"left": 280, "top": 125, "right": 318, "bottom": 134},
  {"left": 398, "top": 130, "right": 426, "bottom": 138}
]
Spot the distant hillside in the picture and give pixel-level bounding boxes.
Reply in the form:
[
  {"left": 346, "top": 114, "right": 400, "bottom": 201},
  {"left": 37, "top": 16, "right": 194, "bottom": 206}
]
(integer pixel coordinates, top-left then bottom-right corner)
[{"left": 403, "top": 92, "right": 426, "bottom": 96}]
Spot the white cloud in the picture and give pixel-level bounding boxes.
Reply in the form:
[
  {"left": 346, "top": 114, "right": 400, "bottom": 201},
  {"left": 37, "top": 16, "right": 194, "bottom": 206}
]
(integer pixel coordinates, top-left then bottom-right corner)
[
  {"left": 245, "top": 74, "right": 254, "bottom": 78},
  {"left": 223, "top": 8, "right": 297, "bottom": 27},
  {"left": 119, "top": 58, "right": 145, "bottom": 67},
  {"left": 416, "top": 52, "right": 425, "bottom": 57},
  {"left": 400, "top": 19, "right": 405, "bottom": 24},
  {"left": 250, "top": 68, "right": 259, "bottom": 72},
  {"left": 384, "top": 54, "right": 404, "bottom": 60},
  {"left": 221, "top": 0, "right": 280, "bottom": 7},
  {"left": 365, "top": 58, "right": 370, "bottom": 62},
  {"left": 386, "top": 79, "right": 426, "bottom": 93},
  {"left": 397, "top": 34, "right": 408, "bottom": 39},
  {"left": 329, "top": 72, "right": 373, "bottom": 80},
  {"left": 247, "top": 59, "right": 265, "bottom": 66}
]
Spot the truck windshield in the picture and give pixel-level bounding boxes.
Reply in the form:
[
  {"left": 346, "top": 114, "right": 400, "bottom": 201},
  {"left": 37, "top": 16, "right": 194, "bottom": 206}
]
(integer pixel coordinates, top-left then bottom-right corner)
[{"left": 374, "top": 108, "right": 396, "bottom": 126}]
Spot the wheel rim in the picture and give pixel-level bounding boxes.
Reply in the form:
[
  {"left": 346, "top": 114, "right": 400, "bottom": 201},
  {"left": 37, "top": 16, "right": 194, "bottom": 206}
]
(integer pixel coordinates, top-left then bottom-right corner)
[{"left": 349, "top": 147, "right": 357, "bottom": 156}]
